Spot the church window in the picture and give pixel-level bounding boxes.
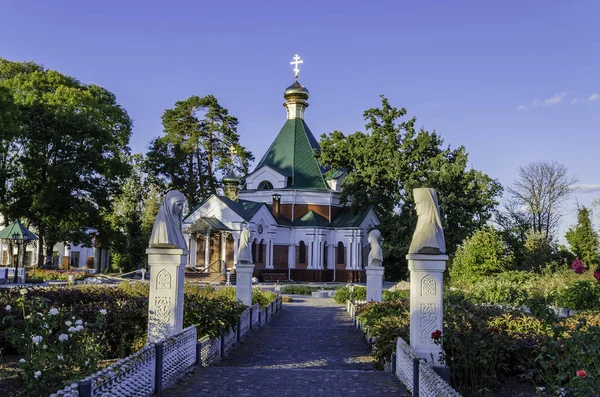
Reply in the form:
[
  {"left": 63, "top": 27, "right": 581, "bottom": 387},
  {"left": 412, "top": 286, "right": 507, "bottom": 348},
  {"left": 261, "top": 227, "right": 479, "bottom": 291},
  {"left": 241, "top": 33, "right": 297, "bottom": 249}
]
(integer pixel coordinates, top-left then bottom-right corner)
[
  {"left": 337, "top": 242, "right": 345, "bottom": 264},
  {"left": 257, "top": 180, "right": 274, "bottom": 190},
  {"left": 299, "top": 241, "right": 306, "bottom": 264},
  {"left": 258, "top": 239, "right": 264, "bottom": 263}
]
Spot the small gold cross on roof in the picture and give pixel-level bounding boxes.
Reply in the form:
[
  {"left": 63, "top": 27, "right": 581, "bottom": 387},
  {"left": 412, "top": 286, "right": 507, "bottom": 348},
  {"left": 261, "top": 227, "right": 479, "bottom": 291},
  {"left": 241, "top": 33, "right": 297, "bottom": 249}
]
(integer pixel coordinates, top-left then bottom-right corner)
[{"left": 290, "top": 54, "right": 303, "bottom": 79}]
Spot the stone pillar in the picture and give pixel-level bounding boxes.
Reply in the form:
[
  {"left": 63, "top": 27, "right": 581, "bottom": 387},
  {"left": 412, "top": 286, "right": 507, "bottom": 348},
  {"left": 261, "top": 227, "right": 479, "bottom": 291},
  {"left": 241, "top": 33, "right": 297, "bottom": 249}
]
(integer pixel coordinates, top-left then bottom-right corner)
[
  {"left": 407, "top": 253, "right": 448, "bottom": 366},
  {"left": 366, "top": 265, "right": 384, "bottom": 302},
  {"left": 235, "top": 263, "right": 255, "bottom": 307},
  {"left": 147, "top": 247, "right": 189, "bottom": 343},
  {"left": 204, "top": 231, "right": 210, "bottom": 271}
]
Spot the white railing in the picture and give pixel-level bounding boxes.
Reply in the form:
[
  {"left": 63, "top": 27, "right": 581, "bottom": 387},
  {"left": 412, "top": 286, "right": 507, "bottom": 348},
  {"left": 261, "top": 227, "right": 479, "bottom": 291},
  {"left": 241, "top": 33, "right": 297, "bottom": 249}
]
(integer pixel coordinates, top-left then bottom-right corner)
[
  {"left": 346, "top": 300, "right": 461, "bottom": 397},
  {"left": 49, "top": 296, "right": 282, "bottom": 397}
]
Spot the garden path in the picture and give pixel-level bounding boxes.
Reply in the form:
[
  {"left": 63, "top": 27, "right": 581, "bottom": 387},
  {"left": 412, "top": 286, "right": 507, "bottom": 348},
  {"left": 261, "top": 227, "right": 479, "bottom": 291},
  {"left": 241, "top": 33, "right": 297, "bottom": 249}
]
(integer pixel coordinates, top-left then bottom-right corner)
[{"left": 163, "top": 297, "right": 407, "bottom": 397}]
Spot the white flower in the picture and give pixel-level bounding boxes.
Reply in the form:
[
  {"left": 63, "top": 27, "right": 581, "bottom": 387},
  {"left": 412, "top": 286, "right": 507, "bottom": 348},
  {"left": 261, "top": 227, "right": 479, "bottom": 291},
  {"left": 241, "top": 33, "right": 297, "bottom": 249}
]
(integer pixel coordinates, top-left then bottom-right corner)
[
  {"left": 58, "top": 334, "right": 69, "bottom": 342},
  {"left": 65, "top": 320, "right": 72, "bottom": 326},
  {"left": 19, "top": 358, "right": 26, "bottom": 363},
  {"left": 25, "top": 315, "right": 31, "bottom": 320},
  {"left": 5, "top": 304, "right": 11, "bottom": 311},
  {"left": 57, "top": 355, "right": 63, "bottom": 361},
  {"left": 19, "top": 289, "right": 27, "bottom": 295},
  {"left": 99, "top": 309, "right": 107, "bottom": 315},
  {"left": 34, "top": 370, "right": 41, "bottom": 379},
  {"left": 75, "top": 325, "right": 84, "bottom": 332},
  {"left": 32, "top": 335, "right": 43, "bottom": 345},
  {"left": 68, "top": 326, "right": 77, "bottom": 333},
  {"left": 75, "top": 319, "right": 83, "bottom": 325},
  {"left": 84, "top": 361, "right": 89, "bottom": 366},
  {"left": 48, "top": 308, "right": 59, "bottom": 316}
]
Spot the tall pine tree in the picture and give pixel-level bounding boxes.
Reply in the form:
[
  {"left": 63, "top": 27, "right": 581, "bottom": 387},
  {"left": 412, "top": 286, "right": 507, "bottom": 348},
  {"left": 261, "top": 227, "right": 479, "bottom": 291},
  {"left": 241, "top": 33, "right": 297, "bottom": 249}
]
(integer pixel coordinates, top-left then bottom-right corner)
[{"left": 566, "top": 206, "right": 600, "bottom": 265}]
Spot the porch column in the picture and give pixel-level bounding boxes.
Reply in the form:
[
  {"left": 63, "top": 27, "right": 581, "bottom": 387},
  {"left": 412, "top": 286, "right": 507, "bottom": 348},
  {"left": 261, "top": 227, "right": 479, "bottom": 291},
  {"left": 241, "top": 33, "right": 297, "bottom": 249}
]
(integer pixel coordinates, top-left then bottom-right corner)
[
  {"left": 189, "top": 235, "right": 197, "bottom": 268},
  {"left": 220, "top": 233, "right": 227, "bottom": 271},
  {"left": 307, "top": 240, "right": 313, "bottom": 269},
  {"left": 346, "top": 238, "right": 353, "bottom": 270},
  {"left": 204, "top": 231, "right": 210, "bottom": 272}
]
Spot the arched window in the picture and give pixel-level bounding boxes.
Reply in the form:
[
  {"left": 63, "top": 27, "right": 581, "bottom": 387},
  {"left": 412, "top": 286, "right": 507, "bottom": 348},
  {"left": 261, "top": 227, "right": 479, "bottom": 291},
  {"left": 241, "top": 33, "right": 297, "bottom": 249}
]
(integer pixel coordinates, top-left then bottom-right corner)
[
  {"left": 337, "top": 242, "right": 345, "bottom": 264},
  {"left": 257, "top": 180, "right": 273, "bottom": 190},
  {"left": 299, "top": 241, "right": 306, "bottom": 264},
  {"left": 258, "top": 239, "right": 264, "bottom": 263}
]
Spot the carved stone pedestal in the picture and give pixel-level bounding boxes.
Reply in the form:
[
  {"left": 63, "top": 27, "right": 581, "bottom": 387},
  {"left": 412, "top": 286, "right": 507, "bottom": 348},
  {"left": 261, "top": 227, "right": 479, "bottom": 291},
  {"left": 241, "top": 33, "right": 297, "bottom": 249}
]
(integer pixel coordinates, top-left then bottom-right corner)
[
  {"left": 366, "top": 265, "right": 384, "bottom": 302},
  {"left": 407, "top": 253, "right": 448, "bottom": 366},
  {"left": 147, "top": 247, "right": 188, "bottom": 344},
  {"left": 235, "top": 263, "right": 255, "bottom": 307}
]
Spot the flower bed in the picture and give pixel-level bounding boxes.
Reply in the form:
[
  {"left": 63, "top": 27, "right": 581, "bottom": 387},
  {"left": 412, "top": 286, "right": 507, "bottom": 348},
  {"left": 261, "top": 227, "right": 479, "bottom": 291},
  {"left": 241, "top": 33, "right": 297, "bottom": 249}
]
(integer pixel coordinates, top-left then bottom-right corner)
[{"left": 0, "top": 283, "right": 276, "bottom": 396}]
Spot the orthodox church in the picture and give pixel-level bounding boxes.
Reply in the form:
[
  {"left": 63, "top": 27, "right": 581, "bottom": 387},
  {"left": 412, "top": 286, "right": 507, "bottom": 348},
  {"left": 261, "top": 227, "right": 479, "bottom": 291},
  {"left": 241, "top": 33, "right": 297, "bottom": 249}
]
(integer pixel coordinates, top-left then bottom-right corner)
[{"left": 182, "top": 56, "right": 379, "bottom": 282}]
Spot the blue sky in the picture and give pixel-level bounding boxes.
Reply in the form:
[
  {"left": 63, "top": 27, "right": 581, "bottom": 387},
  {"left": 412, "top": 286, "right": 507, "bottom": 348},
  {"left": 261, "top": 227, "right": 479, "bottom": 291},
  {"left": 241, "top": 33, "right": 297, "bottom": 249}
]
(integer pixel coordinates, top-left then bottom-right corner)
[{"left": 2, "top": 0, "right": 599, "bottom": 240}]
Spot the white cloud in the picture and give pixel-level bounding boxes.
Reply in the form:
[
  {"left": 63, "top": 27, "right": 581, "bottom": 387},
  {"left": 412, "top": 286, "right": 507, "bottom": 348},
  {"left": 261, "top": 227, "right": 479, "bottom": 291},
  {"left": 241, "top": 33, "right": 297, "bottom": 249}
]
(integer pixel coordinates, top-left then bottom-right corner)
[
  {"left": 532, "top": 92, "right": 567, "bottom": 108},
  {"left": 573, "top": 184, "right": 600, "bottom": 194},
  {"left": 516, "top": 105, "right": 527, "bottom": 111},
  {"left": 571, "top": 98, "right": 579, "bottom": 104},
  {"left": 587, "top": 93, "right": 600, "bottom": 102}
]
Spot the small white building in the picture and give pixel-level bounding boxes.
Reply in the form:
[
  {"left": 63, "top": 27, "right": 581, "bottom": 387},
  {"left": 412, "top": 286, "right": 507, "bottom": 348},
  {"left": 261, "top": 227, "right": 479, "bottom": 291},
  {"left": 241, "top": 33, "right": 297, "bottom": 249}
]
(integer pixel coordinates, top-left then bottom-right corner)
[{"left": 183, "top": 77, "right": 379, "bottom": 282}]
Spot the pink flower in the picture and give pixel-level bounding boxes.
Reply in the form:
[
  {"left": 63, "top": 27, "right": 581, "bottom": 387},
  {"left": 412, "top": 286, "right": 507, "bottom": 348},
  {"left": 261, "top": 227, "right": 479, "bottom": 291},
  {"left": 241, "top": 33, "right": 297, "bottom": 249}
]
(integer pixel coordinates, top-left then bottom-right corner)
[{"left": 576, "top": 370, "right": 588, "bottom": 378}]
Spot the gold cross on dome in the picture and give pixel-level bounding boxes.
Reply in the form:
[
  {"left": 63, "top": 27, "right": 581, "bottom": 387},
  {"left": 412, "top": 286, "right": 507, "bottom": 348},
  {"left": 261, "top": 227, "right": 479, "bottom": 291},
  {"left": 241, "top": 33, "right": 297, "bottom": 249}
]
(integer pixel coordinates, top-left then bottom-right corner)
[
  {"left": 228, "top": 145, "right": 236, "bottom": 159},
  {"left": 290, "top": 54, "right": 303, "bottom": 79}
]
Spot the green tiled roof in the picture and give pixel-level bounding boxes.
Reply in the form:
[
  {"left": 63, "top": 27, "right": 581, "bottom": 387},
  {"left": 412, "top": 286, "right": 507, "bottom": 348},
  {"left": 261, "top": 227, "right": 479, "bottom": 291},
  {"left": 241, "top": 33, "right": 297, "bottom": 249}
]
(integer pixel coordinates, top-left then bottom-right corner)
[
  {"left": 218, "top": 196, "right": 265, "bottom": 221},
  {"left": 254, "top": 119, "right": 328, "bottom": 190},
  {"left": 293, "top": 211, "right": 330, "bottom": 227},
  {"left": 330, "top": 207, "right": 371, "bottom": 228}
]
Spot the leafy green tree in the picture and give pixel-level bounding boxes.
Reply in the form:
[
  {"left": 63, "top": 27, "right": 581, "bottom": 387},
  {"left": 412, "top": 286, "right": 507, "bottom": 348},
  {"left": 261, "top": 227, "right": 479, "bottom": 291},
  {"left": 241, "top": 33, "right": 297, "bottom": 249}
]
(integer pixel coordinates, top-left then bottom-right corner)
[
  {"left": 0, "top": 85, "right": 19, "bottom": 226},
  {"left": 449, "top": 227, "right": 515, "bottom": 285},
  {"left": 0, "top": 58, "right": 132, "bottom": 264},
  {"left": 145, "top": 95, "right": 253, "bottom": 207},
  {"left": 566, "top": 206, "right": 600, "bottom": 266},
  {"left": 107, "top": 154, "right": 148, "bottom": 272},
  {"left": 318, "top": 96, "right": 502, "bottom": 279},
  {"left": 521, "top": 229, "right": 557, "bottom": 271}
]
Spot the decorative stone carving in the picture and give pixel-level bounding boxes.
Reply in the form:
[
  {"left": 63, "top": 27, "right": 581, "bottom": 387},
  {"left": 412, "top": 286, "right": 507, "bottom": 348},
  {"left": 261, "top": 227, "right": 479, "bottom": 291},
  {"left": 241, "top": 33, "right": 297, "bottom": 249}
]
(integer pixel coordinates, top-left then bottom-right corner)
[
  {"left": 419, "top": 303, "right": 437, "bottom": 344},
  {"left": 421, "top": 274, "right": 436, "bottom": 296},
  {"left": 156, "top": 269, "right": 171, "bottom": 289},
  {"left": 237, "top": 225, "right": 252, "bottom": 264},
  {"left": 155, "top": 296, "right": 172, "bottom": 322},
  {"left": 367, "top": 229, "right": 383, "bottom": 267},
  {"left": 409, "top": 188, "right": 446, "bottom": 254},
  {"left": 149, "top": 190, "right": 187, "bottom": 249}
]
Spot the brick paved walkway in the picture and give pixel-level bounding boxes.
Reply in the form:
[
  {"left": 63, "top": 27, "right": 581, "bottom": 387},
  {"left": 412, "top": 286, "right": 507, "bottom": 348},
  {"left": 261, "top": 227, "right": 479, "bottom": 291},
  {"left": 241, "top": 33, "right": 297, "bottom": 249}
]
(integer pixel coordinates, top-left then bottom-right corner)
[{"left": 164, "top": 297, "right": 407, "bottom": 397}]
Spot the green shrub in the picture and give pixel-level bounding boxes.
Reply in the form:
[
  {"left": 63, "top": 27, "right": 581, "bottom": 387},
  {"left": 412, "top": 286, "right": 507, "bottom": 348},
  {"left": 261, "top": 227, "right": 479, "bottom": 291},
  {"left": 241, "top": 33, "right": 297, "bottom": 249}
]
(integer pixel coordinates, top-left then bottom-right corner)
[
  {"left": 356, "top": 300, "right": 409, "bottom": 362},
  {"left": 467, "top": 276, "right": 528, "bottom": 306},
  {"left": 382, "top": 289, "right": 409, "bottom": 301},
  {"left": 26, "top": 270, "right": 94, "bottom": 281},
  {"left": 333, "top": 286, "right": 366, "bottom": 304},
  {"left": 553, "top": 280, "right": 600, "bottom": 310},
  {"left": 281, "top": 285, "right": 337, "bottom": 295},
  {"left": 449, "top": 227, "right": 514, "bottom": 285}
]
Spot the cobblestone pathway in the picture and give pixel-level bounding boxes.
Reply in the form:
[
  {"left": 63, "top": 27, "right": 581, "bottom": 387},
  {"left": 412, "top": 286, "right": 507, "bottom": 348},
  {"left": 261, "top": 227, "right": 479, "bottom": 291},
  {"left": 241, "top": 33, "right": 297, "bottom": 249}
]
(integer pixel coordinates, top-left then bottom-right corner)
[{"left": 165, "top": 297, "right": 407, "bottom": 397}]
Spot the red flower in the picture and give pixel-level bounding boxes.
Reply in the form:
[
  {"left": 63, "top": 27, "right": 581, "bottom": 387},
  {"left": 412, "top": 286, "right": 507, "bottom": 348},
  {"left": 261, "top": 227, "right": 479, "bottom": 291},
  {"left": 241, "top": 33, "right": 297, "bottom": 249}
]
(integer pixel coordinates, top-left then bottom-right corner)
[
  {"left": 576, "top": 370, "right": 588, "bottom": 378},
  {"left": 431, "top": 329, "right": 442, "bottom": 339}
]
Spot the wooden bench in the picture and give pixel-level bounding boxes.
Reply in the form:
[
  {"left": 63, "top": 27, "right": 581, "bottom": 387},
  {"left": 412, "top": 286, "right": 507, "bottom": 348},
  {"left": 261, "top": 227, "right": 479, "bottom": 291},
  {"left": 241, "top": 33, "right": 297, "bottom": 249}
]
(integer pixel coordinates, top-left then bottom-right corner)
[{"left": 261, "top": 273, "right": 288, "bottom": 282}]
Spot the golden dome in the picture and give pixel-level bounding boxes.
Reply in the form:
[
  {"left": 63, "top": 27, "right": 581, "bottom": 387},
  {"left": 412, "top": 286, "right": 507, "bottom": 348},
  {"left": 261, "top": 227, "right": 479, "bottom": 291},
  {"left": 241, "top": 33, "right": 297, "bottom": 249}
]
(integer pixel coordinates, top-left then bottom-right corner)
[{"left": 284, "top": 80, "right": 309, "bottom": 101}]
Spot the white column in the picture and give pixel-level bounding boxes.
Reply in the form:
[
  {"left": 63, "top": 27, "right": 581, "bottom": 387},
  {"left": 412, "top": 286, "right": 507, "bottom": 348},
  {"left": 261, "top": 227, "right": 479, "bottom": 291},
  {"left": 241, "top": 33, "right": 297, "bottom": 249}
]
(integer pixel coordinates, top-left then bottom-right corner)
[
  {"left": 307, "top": 241, "right": 313, "bottom": 269},
  {"left": 147, "top": 247, "right": 188, "bottom": 343},
  {"left": 408, "top": 253, "right": 448, "bottom": 366},
  {"left": 204, "top": 231, "right": 210, "bottom": 271},
  {"left": 288, "top": 243, "right": 295, "bottom": 268},
  {"left": 189, "top": 235, "right": 197, "bottom": 268},
  {"left": 346, "top": 239, "right": 353, "bottom": 270},
  {"left": 267, "top": 240, "right": 274, "bottom": 269},
  {"left": 231, "top": 230, "right": 241, "bottom": 269},
  {"left": 220, "top": 233, "right": 227, "bottom": 270}
]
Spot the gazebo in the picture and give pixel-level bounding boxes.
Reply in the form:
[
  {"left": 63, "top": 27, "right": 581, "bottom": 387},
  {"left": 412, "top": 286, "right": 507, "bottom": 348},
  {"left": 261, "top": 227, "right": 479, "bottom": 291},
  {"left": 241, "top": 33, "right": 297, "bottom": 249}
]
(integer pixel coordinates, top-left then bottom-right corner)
[{"left": 0, "top": 219, "right": 38, "bottom": 283}]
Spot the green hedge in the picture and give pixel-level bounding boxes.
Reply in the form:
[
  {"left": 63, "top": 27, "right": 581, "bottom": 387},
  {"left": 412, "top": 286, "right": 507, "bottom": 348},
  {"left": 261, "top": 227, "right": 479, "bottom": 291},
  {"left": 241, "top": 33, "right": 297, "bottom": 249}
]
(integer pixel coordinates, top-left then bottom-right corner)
[{"left": 281, "top": 285, "right": 339, "bottom": 295}]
